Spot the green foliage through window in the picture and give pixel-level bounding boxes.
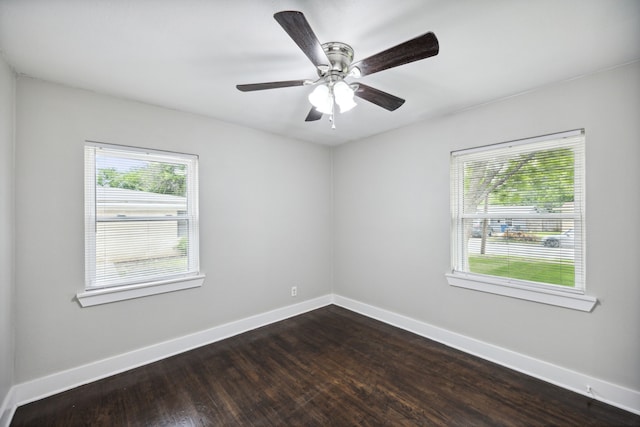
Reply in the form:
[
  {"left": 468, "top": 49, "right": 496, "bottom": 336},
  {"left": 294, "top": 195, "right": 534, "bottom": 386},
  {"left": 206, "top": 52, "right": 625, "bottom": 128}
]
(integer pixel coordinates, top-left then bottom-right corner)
[{"left": 97, "top": 161, "right": 186, "bottom": 196}]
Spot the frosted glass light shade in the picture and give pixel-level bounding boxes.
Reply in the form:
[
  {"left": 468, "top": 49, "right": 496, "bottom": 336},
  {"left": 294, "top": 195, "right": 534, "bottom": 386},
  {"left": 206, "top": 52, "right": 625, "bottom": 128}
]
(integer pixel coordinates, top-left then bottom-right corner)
[
  {"left": 334, "top": 81, "right": 357, "bottom": 113},
  {"left": 308, "top": 84, "right": 333, "bottom": 114}
]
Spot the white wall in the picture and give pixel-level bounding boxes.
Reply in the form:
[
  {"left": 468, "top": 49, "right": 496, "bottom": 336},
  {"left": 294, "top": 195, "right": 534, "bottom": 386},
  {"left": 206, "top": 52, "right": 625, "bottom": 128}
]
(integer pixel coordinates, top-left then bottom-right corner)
[
  {"left": 333, "top": 62, "right": 640, "bottom": 392},
  {"left": 0, "top": 56, "right": 15, "bottom": 415},
  {"left": 7, "top": 61, "right": 640, "bottom": 410},
  {"left": 13, "top": 77, "right": 333, "bottom": 382}
]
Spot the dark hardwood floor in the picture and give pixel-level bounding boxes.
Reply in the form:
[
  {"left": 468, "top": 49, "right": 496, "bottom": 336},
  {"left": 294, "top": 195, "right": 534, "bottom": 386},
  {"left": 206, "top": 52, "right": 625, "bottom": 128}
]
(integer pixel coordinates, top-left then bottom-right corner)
[{"left": 11, "top": 305, "right": 640, "bottom": 426}]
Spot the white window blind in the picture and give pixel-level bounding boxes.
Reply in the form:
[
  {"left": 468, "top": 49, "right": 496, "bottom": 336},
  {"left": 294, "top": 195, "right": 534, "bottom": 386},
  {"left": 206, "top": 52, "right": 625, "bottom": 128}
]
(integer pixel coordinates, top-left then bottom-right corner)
[
  {"left": 85, "top": 142, "right": 200, "bottom": 290},
  {"left": 450, "top": 130, "right": 585, "bottom": 292}
]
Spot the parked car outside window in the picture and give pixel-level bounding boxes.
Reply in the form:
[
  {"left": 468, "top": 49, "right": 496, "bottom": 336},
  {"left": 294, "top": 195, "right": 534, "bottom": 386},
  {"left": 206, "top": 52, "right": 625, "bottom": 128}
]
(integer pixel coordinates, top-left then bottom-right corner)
[
  {"left": 471, "top": 226, "right": 492, "bottom": 238},
  {"left": 541, "top": 229, "right": 574, "bottom": 248}
]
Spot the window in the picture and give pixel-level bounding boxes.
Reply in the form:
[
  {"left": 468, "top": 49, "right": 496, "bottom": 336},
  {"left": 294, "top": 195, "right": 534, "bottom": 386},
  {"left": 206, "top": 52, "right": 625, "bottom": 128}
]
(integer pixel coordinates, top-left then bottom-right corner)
[
  {"left": 447, "top": 130, "right": 596, "bottom": 311},
  {"left": 79, "top": 142, "right": 204, "bottom": 307}
]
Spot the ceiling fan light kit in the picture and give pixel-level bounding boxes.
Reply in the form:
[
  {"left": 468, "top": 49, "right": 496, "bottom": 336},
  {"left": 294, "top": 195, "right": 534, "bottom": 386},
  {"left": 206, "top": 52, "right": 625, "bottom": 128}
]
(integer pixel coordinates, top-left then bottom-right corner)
[{"left": 236, "top": 10, "right": 439, "bottom": 128}]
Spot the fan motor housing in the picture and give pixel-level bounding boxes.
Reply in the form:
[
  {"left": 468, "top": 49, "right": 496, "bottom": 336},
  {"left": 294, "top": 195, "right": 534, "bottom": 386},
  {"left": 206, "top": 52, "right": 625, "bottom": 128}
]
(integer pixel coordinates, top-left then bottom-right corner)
[{"left": 320, "top": 42, "right": 354, "bottom": 75}]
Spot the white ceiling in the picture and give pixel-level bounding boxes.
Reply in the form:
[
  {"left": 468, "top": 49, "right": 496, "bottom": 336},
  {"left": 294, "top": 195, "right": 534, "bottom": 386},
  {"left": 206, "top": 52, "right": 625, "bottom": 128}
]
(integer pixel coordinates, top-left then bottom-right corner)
[{"left": 1, "top": 0, "right": 639, "bottom": 146}]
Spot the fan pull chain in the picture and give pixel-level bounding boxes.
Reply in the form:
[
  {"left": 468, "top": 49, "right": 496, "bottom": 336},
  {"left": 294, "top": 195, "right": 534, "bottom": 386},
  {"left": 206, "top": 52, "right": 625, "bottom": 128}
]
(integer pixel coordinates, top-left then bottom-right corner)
[{"left": 330, "top": 94, "right": 336, "bottom": 129}]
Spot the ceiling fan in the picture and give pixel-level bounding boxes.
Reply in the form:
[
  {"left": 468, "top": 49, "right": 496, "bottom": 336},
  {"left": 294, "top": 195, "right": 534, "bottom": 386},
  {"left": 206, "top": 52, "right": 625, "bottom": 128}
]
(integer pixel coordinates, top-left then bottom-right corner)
[{"left": 236, "top": 11, "right": 439, "bottom": 128}]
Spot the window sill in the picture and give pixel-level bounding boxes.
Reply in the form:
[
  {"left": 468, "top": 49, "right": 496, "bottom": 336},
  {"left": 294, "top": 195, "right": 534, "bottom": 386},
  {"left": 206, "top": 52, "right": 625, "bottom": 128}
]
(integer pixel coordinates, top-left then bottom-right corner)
[
  {"left": 77, "top": 274, "right": 205, "bottom": 307},
  {"left": 445, "top": 272, "right": 597, "bottom": 312}
]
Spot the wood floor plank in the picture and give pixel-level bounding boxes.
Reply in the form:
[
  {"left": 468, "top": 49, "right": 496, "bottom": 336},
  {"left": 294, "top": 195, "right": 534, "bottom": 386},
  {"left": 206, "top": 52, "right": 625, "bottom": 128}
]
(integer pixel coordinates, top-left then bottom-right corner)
[{"left": 11, "top": 305, "right": 640, "bottom": 426}]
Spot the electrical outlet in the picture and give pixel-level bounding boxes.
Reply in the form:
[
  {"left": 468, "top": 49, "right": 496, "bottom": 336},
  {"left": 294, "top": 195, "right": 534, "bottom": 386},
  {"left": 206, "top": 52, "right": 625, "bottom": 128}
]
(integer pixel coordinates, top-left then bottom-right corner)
[{"left": 291, "top": 286, "right": 297, "bottom": 297}]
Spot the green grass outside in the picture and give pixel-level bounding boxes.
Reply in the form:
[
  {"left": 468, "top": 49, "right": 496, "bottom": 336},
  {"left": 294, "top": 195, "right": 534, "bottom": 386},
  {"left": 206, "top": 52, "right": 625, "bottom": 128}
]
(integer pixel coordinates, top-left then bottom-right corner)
[{"left": 468, "top": 255, "right": 574, "bottom": 287}]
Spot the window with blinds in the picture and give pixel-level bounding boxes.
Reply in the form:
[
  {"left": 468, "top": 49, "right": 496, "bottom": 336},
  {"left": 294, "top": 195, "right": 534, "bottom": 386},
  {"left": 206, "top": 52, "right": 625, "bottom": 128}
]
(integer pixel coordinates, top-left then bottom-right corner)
[
  {"left": 85, "top": 142, "right": 200, "bottom": 290},
  {"left": 450, "top": 130, "right": 585, "bottom": 292}
]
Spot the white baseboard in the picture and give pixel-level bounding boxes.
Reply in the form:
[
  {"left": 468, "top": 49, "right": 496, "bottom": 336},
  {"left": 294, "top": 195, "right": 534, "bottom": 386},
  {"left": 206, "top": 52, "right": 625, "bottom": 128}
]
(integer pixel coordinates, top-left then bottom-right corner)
[
  {"left": 2, "top": 295, "right": 333, "bottom": 427},
  {"left": 333, "top": 294, "right": 640, "bottom": 416},
  {"left": 3, "top": 293, "right": 639, "bottom": 427},
  {"left": 0, "top": 388, "right": 15, "bottom": 427}
]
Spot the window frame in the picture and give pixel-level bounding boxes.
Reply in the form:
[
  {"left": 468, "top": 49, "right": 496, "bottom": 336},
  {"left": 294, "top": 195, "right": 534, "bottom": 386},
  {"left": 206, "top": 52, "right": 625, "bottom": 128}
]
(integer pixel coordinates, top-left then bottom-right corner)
[
  {"left": 447, "top": 130, "right": 596, "bottom": 312},
  {"left": 78, "top": 141, "right": 204, "bottom": 307}
]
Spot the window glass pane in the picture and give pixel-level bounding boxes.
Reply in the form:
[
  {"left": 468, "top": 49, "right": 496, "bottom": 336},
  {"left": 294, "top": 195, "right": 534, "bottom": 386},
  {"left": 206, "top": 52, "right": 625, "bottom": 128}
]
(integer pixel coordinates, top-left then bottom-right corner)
[
  {"left": 464, "top": 218, "right": 575, "bottom": 287},
  {"left": 86, "top": 143, "right": 199, "bottom": 289},
  {"left": 463, "top": 148, "right": 574, "bottom": 212},
  {"left": 96, "top": 220, "right": 189, "bottom": 285},
  {"left": 451, "top": 131, "right": 584, "bottom": 291}
]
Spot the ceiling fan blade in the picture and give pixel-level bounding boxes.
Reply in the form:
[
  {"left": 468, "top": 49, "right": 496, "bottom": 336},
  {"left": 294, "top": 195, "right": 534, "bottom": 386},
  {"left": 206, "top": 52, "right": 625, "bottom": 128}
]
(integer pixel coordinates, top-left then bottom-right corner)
[
  {"left": 354, "top": 84, "right": 405, "bottom": 111},
  {"left": 274, "top": 11, "right": 330, "bottom": 68},
  {"left": 236, "top": 80, "right": 307, "bottom": 92},
  {"left": 351, "top": 32, "right": 439, "bottom": 77},
  {"left": 305, "top": 107, "right": 323, "bottom": 122}
]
